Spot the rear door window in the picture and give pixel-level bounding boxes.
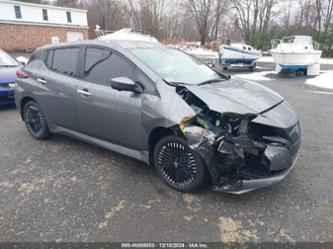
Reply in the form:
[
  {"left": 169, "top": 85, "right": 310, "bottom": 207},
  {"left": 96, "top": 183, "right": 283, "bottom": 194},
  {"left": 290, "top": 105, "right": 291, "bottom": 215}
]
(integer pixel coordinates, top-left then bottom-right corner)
[{"left": 51, "top": 47, "right": 80, "bottom": 76}]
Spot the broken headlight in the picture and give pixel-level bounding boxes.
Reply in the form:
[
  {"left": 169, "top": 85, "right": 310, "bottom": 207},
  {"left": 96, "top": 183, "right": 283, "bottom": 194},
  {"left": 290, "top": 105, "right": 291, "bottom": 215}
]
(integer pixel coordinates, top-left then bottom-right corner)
[
  {"left": 179, "top": 115, "right": 218, "bottom": 149},
  {"left": 179, "top": 112, "right": 259, "bottom": 152},
  {"left": 182, "top": 126, "right": 216, "bottom": 149}
]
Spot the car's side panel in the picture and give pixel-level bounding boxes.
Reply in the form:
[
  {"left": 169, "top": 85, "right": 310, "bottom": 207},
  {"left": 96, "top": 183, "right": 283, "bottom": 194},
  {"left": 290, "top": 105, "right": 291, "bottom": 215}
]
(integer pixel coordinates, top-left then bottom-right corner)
[
  {"left": 76, "top": 45, "right": 164, "bottom": 151},
  {"left": 141, "top": 79, "right": 197, "bottom": 131},
  {"left": 15, "top": 82, "right": 38, "bottom": 117},
  {"left": 24, "top": 46, "right": 84, "bottom": 131},
  {"left": 30, "top": 61, "right": 79, "bottom": 131},
  {"left": 76, "top": 81, "right": 145, "bottom": 149},
  {"left": 47, "top": 121, "right": 150, "bottom": 164}
]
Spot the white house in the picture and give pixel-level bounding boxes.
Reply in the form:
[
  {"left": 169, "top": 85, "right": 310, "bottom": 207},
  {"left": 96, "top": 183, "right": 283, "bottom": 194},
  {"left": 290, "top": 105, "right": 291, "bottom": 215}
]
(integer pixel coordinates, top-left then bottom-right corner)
[{"left": 0, "top": 0, "right": 89, "bottom": 51}]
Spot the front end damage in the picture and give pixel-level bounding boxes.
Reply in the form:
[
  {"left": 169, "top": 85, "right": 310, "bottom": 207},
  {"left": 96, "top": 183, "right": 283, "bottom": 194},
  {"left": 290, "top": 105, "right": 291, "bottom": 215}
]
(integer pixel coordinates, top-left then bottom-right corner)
[{"left": 174, "top": 86, "right": 301, "bottom": 194}]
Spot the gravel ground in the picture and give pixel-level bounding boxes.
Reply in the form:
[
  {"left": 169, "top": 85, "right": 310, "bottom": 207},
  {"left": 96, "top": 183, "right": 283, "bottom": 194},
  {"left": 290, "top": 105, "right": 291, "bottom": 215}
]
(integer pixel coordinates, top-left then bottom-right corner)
[{"left": 0, "top": 61, "right": 332, "bottom": 242}]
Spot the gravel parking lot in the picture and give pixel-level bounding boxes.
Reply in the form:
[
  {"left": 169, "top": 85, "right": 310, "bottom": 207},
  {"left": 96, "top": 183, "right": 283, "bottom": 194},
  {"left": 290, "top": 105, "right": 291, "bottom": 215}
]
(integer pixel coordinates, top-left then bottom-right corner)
[{"left": 0, "top": 61, "right": 332, "bottom": 242}]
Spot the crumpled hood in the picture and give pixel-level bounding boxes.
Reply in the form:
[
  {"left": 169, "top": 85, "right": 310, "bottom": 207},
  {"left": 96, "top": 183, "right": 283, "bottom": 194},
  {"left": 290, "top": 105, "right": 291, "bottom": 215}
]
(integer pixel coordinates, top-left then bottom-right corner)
[
  {"left": 185, "top": 78, "right": 284, "bottom": 115},
  {"left": 0, "top": 66, "right": 20, "bottom": 84}
]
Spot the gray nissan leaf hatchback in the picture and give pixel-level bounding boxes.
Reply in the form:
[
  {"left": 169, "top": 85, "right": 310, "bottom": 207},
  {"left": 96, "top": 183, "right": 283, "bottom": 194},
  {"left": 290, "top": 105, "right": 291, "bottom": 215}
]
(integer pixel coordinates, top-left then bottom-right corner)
[{"left": 15, "top": 40, "right": 301, "bottom": 194}]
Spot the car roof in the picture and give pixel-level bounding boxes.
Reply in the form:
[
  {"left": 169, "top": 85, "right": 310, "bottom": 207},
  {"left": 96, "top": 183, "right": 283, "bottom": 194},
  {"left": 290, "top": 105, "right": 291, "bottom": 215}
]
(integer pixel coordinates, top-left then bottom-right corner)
[{"left": 40, "top": 39, "right": 164, "bottom": 52}]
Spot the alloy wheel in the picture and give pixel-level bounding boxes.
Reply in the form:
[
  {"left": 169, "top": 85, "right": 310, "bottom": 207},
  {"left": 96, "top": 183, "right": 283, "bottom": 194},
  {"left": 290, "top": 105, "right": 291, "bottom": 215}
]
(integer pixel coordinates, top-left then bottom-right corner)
[
  {"left": 25, "top": 105, "right": 44, "bottom": 135},
  {"left": 157, "top": 141, "right": 198, "bottom": 187}
]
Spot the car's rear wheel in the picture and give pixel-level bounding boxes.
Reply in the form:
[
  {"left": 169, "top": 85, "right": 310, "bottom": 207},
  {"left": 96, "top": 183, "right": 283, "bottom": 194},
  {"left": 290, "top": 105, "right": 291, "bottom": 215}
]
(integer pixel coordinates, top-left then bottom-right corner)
[
  {"left": 23, "top": 101, "right": 50, "bottom": 140},
  {"left": 154, "top": 136, "right": 205, "bottom": 192}
]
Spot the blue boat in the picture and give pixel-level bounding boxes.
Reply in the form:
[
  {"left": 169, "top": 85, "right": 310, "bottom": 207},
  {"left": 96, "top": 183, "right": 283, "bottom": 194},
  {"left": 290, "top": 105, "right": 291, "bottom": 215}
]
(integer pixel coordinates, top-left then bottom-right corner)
[{"left": 219, "top": 44, "right": 262, "bottom": 71}]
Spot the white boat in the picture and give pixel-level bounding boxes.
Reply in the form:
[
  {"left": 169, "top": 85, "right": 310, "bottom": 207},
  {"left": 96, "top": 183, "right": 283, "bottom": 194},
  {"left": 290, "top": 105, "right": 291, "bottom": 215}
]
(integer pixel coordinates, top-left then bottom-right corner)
[
  {"left": 270, "top": 36, "right": 322, "bottom": 75},
  {"left": 219, "top": 43, "right": 262, "bottom": 70}
]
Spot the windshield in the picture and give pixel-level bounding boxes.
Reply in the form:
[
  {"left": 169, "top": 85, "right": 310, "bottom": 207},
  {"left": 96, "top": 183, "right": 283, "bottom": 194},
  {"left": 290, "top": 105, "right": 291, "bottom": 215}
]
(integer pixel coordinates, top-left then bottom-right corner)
[
  {"left": 131, "top": 47, "right": 223, "bottom": 85},
  {"left": 0, "top": 50, "right": 19, "bottom": 67}
]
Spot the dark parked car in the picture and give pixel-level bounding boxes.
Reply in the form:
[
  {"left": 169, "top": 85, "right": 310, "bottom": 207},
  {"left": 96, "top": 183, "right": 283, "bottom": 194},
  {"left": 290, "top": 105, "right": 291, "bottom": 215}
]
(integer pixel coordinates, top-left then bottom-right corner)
[
  {"left": 15, "top": 40, "right": 301, "bottom": 194},
  {"left": 0, "top": 49, "right": 22, "bottom": 105}
]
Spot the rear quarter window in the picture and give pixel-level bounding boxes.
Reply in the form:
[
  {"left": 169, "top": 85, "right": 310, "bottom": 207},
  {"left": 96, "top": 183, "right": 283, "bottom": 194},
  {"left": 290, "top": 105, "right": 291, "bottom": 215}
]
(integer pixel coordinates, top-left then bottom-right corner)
[
  {"left": 45, "top": 49, "right": 53, "bottom": 68},
  {"left": 27, "top": 50, "right": 42, "bottom": 65}
]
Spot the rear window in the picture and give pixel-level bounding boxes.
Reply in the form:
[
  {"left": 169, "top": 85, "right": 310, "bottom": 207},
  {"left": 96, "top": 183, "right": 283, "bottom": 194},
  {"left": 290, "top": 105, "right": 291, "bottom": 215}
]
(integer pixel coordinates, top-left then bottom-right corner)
[{"left": 49, "top": 47, "right": 80, "bottom": 76}]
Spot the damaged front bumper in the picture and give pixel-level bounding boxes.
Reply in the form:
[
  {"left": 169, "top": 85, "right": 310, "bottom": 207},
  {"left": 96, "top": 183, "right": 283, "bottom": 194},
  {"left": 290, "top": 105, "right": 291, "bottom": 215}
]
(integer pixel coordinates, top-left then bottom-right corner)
[
  {"left": 175, "top": 90, "right": 301, "bottom": 194},
  {"left": 206, "top": 126, "right": 299, "bottom": 194},
  {"left": 213, "top": 151, "right": 299, "bottom": 194}
]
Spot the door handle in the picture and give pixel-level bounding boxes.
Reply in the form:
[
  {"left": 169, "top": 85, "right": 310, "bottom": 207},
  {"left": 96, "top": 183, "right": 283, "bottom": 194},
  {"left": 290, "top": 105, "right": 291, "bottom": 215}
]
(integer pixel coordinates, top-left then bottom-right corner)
[
  {"left": 77, "top": 89, "right": 92, "bottom": 97},
  {"left": 37, "top": 78, "right": 47, "bottom": 84}
]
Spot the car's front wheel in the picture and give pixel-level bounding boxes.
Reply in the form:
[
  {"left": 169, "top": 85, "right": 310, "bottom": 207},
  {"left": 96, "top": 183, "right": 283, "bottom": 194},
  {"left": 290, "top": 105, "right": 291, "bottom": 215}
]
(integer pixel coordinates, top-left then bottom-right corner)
[
  {"left": 23, "top": 101, "right": 50, "bottom": 140},
  {"left": 154, "top": 136, "right": 205, "bottom": 192}
]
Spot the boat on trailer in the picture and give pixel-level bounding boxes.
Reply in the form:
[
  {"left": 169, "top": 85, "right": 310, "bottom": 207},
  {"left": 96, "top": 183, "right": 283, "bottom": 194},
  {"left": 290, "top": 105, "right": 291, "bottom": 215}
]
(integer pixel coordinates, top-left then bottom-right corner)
[
  {"left": 219, "top": 43, "right": 262, "bottom": 71},
  {"left": 271, "top": 36, "right": 322, "bottom": 76}
]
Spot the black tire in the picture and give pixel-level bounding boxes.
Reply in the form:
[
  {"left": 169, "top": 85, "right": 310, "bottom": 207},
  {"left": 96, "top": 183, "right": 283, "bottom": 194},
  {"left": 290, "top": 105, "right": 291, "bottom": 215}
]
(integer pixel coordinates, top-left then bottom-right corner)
[
  {"left": 23, "top": 101, "right": 50, "bottom": 140},
  {"left": 153, "top": 135, "right": 205, "bottom": 192},
  {"left": 249, "top": 62, "right": 256, "bottom": 72},
  {"left": 278, "top": 69, "right": 296, "bottom": 78}
]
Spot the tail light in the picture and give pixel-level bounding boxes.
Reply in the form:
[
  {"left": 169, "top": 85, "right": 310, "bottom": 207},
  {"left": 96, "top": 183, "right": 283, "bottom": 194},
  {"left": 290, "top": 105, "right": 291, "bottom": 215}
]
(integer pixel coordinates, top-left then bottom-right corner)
[{"left": 16, "top": 70, "right": 28, "bottom": 79}]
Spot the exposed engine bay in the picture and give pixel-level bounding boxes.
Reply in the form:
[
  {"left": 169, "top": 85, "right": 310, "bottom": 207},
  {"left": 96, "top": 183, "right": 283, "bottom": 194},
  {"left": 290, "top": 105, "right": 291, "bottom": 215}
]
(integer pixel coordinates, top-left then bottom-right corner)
[{"left": 173, "top": 86, "right": 301, "bottom": 194}]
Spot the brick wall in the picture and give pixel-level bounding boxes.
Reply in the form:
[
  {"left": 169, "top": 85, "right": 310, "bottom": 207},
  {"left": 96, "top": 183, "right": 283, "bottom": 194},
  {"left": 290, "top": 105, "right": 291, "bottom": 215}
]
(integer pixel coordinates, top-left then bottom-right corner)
[{"left": 0, "top": 23, "right": 89, "bottom": 52}]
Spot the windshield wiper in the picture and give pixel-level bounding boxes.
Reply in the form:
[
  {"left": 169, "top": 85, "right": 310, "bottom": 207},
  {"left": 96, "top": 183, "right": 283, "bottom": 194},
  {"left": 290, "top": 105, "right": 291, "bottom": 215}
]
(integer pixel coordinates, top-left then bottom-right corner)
[
  {"left": 163, "top": 80, "right": 187, "bottom": 86},
  {"left": 198, "top": 78, "right": 223, "bottom": 86},
  {"left": 164, "top": 78, "right": 224, "bottom": 87}
]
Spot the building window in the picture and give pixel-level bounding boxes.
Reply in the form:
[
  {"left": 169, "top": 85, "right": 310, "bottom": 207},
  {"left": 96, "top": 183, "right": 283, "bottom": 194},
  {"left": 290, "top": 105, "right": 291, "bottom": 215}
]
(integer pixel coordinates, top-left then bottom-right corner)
[
  {"left": 14, "top": 6, "right": 22, "bottom": 19},
  {"left": 66, "top": 11, "right": 72, "bottom": 23},
  {"left": 42, "top": 9, "right": 48, "bottom": 21}
]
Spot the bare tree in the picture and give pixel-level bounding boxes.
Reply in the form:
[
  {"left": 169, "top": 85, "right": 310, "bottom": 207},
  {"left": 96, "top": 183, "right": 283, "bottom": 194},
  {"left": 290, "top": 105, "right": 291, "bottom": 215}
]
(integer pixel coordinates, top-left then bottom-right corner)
[
  {"left": 232, "top": 0, "right": 278, "bottom": 43},
  {"left": 299, "top": 0, "right": 333, "bottom": 34},
  {"left": 53, "top": 0, "right": 86, "bottom": 7},
  {"left": 210, "top": 0, "right": 230, "bottom": 40},
  {"left": 186, "top": 0, "right": 214, "bottom": 45},
  {"left": 128, "top": 0, "right": 142, "bottom": 31},
  {"left": 127, "top": 0, "right": 166, "bottom": 38},
  {"left": 281, "top": 0, "right": 292, "bottom": 30},
  {"left": 323, "top": 0, "right": 333, "bottom": 32},
  {"left": 164, "top": 0, "right": 187, "bottom": 40},
  {"left": 232, "top": 0, "right": 252, "bottom": 42},
  {"left": 316, "top": 0, "right": 323, "bottom": 31}
]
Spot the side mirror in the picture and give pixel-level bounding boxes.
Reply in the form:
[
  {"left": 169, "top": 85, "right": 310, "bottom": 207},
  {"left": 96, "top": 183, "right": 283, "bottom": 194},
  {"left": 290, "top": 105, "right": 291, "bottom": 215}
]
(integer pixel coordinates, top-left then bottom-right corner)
[{"left": 110, "top": 77, "right": 143, "bottom": 93}]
